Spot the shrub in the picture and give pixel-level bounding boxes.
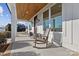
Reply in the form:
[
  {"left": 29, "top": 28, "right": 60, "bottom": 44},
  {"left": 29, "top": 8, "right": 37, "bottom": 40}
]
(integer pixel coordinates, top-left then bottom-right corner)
[
  {"left": 0, "top": 32, "right": 7, "bottom": 44},
  {"left": 5, "top": 31, "right": 11, "bottom": 38}
]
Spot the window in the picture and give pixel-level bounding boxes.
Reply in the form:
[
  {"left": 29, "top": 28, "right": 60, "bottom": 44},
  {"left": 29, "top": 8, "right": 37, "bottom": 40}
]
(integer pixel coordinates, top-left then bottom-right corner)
[
  {"left": 43, "top": 10, "right": 49, "bottom": 31},
  {"left": 29, "top": 22, "right": 32, "bottom": 30},
  {"left": 54, "top": 15, "right": 62, "bottom": 31},
  {"left": 50, "top": 3, "right": 62, "bottom": 32}
]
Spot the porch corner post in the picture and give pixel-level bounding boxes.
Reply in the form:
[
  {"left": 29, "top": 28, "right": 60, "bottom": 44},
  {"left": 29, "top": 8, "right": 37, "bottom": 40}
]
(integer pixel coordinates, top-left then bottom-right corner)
[{"left": 10, "top": 4, "right": 17, "bottom": 43}]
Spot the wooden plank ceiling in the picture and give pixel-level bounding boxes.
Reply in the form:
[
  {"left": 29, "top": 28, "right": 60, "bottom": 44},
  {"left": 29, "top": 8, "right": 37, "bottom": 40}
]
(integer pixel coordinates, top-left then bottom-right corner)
[{"left": 16, "top": 3, "right": 47, "bottom": 20}]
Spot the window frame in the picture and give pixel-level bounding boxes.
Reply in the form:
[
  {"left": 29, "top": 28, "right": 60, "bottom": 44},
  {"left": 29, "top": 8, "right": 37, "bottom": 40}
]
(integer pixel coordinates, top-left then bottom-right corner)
[
  {"left": 50, "top": 3, "right": 62, "bottom": 32},
  {"left": 43, "top": 9, "right": 49, "bottom": 31}
]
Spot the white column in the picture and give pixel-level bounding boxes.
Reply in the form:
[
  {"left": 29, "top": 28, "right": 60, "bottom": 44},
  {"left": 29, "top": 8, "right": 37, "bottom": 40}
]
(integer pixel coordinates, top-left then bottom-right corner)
[
  {"left": 28, "top": 22, "right": 30, "bottom": 34},
  {"left": 48, "top": 7, "right": 53, "bottom": 43},
  {"left": 49, "top": 8, "right": 51, "bottom": 28},
  {"left": 9, "top": 4, "right": 17, "bottom": 42}
]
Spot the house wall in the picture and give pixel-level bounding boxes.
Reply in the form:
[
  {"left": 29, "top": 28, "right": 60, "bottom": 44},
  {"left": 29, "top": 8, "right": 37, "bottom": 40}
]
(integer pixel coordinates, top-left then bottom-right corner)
[
  {"left": 62, "top": 3, "right": 79, "bottom": 52},
  {"left": 30, "top": 12, "right": 44, "bottom": 35},
  {"left": 30, "top": 3, "right": 79, "bottom": 52},
  {"left": 36, "top": 13, "right": 44, "bottom": 34},
  {"left": 53, "top": 32, "right": 62, "bottom": 46}
]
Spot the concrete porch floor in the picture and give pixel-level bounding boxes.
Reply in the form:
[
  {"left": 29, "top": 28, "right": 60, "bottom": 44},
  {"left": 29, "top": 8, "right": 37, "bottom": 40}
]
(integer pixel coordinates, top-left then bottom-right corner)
[{"left": 11, "top": 32, "right": 74, "bottom": 56}]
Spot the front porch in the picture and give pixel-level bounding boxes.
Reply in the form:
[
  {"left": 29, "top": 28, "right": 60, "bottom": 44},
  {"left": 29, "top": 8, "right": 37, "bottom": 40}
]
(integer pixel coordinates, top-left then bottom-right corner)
[{"left": 11, "top": 32, "right": 74, "bottom": 56}]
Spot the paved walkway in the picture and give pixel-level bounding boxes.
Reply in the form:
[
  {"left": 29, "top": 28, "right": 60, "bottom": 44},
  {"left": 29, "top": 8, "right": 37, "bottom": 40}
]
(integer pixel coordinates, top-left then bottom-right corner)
[{"left": 11, "top": 32, "right": 74, "bottom": 56}]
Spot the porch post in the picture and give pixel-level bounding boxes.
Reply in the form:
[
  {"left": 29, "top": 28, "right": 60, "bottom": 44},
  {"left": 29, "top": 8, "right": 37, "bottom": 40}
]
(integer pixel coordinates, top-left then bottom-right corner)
[
  {"left": 10, "top": 4, "right": 17, "bottom": 42},
  {"left": 49, "top": 8, "right": 51, "bottom": 28},
  {"left": 28, "top": 22, "right": 30, "bottom": 34}
]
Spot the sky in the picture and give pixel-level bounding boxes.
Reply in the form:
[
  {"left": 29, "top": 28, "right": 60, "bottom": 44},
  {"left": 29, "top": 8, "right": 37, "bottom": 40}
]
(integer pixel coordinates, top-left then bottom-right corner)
[
  {"left": 0, "top": 3, "right": 30, "bottom": 28},
  {"left": 0, "top": 3, "right": 11, "bottom": 27}
]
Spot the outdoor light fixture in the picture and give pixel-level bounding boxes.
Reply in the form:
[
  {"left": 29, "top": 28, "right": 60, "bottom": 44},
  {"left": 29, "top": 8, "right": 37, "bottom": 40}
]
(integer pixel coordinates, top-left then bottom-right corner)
[{"left": 26, "top": 11, "right": 29, "bottom": 14}]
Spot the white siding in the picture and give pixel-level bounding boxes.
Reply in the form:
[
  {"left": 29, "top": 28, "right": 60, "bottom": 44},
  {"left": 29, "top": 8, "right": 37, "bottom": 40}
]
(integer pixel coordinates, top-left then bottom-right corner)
[
  {"left": 62, "top": 3, "right": 79, "bottom": 52},
  {"left": 73, "top": 4, "right": 79, "bottom": 51}
]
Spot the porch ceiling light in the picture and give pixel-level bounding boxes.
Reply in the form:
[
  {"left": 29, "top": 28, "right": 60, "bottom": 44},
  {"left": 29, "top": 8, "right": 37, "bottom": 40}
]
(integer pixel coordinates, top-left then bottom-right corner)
[{"left": 26, "top": 11, "right": 29, "bottom": 14}]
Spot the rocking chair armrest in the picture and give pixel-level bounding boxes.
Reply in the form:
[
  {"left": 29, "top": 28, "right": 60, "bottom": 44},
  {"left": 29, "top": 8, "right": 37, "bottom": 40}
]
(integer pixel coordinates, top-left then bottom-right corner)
[
  {"left": 41, "top": 35, "right": 47, "bottom": 39},
  {"left": 42, "top": 36, "right": 47, "bottom": 38}
]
